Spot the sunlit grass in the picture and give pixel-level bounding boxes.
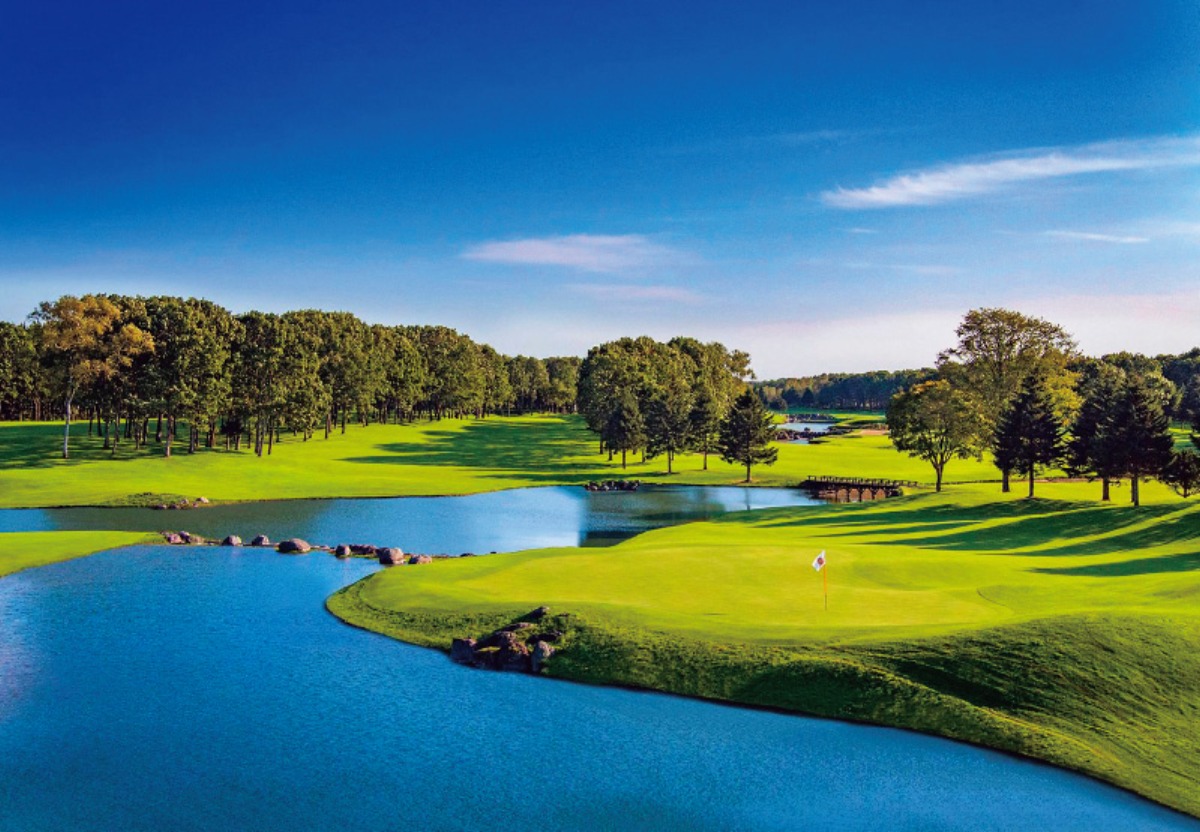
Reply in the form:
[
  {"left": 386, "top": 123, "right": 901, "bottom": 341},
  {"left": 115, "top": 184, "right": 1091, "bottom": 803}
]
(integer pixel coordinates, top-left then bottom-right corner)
[{"left": 0, "top": 415, "right": 999, "bottom": 507}]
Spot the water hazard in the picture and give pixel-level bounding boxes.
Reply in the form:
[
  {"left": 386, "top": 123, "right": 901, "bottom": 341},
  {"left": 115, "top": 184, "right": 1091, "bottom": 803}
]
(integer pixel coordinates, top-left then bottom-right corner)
[
  {"left": 0, "top": 485, "right": 821, "bottom": 550},
  {"left": 1, "top": 489, "right": 1198, "bottom": 830}
]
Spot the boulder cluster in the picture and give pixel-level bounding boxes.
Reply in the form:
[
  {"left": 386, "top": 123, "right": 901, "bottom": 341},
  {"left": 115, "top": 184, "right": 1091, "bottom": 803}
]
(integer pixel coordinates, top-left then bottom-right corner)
[
  {"left": 158, "top": 531, "right": 449, "bottom": 564},
  {"left": 583, "top": 480, "right": 640, "bottom": 492},
  {"left": 151, "top": 496, "right": 211, "bottom": 510},
  {"left": 451, "top": 607, "right": 561, "bottom": 674}
]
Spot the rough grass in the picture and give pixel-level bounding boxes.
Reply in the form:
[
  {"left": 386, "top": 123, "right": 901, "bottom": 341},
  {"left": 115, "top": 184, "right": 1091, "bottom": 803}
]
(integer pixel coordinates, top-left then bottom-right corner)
[
  {"left": 0, "top": 415, "right": 998, "bottom": 507},
  {"left": 330, "top": 481, "right": 1200, "bottom": 817},
  {"left": 0, "top": 530, "right": 158, "bottom": 577}
]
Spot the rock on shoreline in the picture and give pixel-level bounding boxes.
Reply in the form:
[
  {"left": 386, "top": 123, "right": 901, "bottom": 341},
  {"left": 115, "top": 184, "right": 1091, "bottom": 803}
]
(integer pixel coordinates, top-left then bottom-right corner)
[{"left": 450, "top": 607, "right": 559, "bottom": 675}]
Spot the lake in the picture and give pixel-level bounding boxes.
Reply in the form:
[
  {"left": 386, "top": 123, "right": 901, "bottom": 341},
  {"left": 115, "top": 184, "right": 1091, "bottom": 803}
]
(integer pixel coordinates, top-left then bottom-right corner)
[
  {"left": 0, "top": 484, "right": 821, "bottom": 550},
  {"left": 1, "top": 488, "right": 1197, "bottom": 831}
]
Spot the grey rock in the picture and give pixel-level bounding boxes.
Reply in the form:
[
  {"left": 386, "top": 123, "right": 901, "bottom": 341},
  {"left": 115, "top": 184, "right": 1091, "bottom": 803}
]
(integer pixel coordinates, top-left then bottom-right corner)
[
  {"left": 221, "top": 535, "right": 242, "bottom": 547},
  {"left": 531, "top": 640, "right": 556, "bottom": 673},
  {"left": 163, "top": 532, "right": 184, "bottom": 545},
  {"left": 277, "top": 538, "right": 311, "bottom": 554},
  {"left": 408, "top": 554, "right": 433, "bottom": 565},
  {"left": 450, "top": 638, "right": 478, "bottom": 665},
  {"left": 334, "top": 544, "right": 352, "bottom": 558},
  {"left": 377, "top": 547, "right": 404, "bottom": 565},
  {"left": 250, "top": 534, "right": 271, "bottom": 547}
]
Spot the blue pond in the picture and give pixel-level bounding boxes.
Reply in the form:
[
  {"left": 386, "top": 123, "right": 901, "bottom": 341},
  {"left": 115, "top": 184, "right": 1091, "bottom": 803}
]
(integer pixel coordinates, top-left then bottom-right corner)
[
  {"left": 1, "top": 489, "right": 1197, "bottom": 831},
  {"left": 0, "top": 484, "right": 820, "bottom": 550}
]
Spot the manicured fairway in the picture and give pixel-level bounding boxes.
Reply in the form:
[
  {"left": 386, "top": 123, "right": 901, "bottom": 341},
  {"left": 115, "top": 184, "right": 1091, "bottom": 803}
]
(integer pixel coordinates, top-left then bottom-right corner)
[
  {"left": 0, "top": 531, "right": 158, "bottom": 577},
  {"left": 0, "top": 416, "right": 997, "bottom": 508},
  {"left": 331, "top": 481, "right": 1200, "bottom": 817}
]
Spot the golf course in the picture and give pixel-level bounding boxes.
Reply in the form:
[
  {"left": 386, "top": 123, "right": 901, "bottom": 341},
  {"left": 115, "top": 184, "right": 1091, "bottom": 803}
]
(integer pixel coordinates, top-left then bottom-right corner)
[{"left": 3, "top": 413, "right": 1199, "bottom": 818}]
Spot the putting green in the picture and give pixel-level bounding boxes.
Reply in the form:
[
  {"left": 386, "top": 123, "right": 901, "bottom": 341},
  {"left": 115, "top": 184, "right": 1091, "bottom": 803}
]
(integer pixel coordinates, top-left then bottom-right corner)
[{"left": 331, "top": 481, "right": 1200, "bottom": 817}]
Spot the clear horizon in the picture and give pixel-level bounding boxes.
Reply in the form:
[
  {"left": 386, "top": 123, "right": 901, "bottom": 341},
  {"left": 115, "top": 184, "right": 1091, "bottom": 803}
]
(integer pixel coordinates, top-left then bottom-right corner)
[{"left": 2, "top": 1, "right": 1197, "bottom": 377}]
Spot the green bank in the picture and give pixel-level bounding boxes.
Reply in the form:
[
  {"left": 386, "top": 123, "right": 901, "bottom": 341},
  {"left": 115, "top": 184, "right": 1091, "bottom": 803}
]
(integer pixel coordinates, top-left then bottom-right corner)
[
  {"left": 330, "top": 482, "right": 1200, "bottom": 818},
  {"left": 0, "top": 530, "right": 158, "bottom": 577},
  {"left": 0, "top": 415, "right": 994, "bottom": 508}
]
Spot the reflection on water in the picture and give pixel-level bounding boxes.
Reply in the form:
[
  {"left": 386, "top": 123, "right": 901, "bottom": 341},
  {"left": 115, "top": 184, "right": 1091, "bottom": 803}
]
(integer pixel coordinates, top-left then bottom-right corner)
[{"left": 0, "top": 485, "right": 820, "bottom": 552}]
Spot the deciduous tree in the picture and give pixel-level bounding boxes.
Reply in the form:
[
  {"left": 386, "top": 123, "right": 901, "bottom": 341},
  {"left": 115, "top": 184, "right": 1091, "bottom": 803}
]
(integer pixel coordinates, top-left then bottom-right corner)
[{"left": 887, "top": 380, "right": 982, "bottom": 492}]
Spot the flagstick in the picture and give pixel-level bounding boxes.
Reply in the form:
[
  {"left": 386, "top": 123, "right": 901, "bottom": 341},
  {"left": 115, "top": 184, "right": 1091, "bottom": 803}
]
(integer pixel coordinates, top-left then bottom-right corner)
[{"left": 823, "top": 562, "right": 828, "bottom": 611}]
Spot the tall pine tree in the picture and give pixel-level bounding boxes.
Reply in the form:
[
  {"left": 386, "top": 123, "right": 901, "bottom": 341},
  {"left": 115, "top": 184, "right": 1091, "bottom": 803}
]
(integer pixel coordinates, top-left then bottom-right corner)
[
  {"left": 992, "top": 375, "right": 1063, "bottom": 498},
  {"left": 718, "top": 389, "right": 778, "bottom": 483}
]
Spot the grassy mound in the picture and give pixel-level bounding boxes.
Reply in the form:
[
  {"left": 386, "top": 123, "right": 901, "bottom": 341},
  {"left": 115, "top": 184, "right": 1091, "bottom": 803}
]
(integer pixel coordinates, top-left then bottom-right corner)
[
  {"left": 329, "top": 482, "right": 1200, "bottom": 817},
  {"left": 0, "top": 530, "right": 158, "bottom": 577}
]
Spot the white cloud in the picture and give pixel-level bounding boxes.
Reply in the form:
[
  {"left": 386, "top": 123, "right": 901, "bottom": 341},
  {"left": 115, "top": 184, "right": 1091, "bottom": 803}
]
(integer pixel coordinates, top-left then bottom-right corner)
[
  {"left": 569, "top": 283, "right": 704, "bottom": 303},
  {"left": 822, "top": 134, "right": 1200, "bottom": 209},
  {"left": 461, "top": 234, "right": 684, "bottom": 273},
  {"left": 1042, "top": 230, "right": 1150, "bottom": 244}
]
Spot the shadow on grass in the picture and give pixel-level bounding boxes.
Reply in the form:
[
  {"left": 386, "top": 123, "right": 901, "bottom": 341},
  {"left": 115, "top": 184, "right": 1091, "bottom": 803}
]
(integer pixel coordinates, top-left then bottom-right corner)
[
  {"left": 750, "top": 494, "right": 1200, "bottom": 557},
  {"left": 1031, "top": 551, "right": 1200, "bottom": 577},
  {"left": 345, "top": 419, "right": 609, "bottom": 481},
  {"left": 876, "top": 503, "right": 1193, "bottom": 555},
  {"left": 0, "top": 421, "right": 266, "bottom": 470}
]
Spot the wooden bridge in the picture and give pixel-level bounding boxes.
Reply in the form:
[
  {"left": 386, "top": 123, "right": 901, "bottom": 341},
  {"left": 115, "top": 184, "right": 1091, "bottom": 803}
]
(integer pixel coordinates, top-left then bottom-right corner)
[{"left": 798, "top": 476, "right": 917, "bottom": 502}]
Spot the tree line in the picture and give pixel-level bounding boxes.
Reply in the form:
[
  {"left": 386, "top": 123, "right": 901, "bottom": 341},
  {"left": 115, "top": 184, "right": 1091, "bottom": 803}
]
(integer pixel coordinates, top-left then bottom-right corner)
[
  {"left": 0, "top": 294, "right": 580, "bottom": 458},
  {"left": 887, "top": 308, "right": 1200, "bottom": 505},
  {"left": 755, "top": 369, "right": 934, "bottom": 411},
  {"left": 577, "top": 336, "right": 777, "bottom": 480}
]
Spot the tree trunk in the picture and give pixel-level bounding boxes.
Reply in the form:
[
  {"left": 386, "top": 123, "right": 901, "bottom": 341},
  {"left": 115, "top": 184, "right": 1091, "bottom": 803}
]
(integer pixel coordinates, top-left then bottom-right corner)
[
  {"left": 702, "top": 448, "right": 709, "bottom": 471},
  {"left": 934, "top": 464, "right": 943, "bottom": 492},
  {"left": 744, "top": 461, "right": 752, "bottom": 483},
  {"left": 621, "top": 449, "right": 627, "bottom": 469},
  {"left": 62, "top": 394, "right": 72, "bottom": 459},
  {"left": 667, "top": 449, "right": 674, "bottom": 474},
  {"left": 155, "top": 413, "right": 163, "bottom": 443},
  {"left": 1001, "top": 469, "right": 1010, "bottom": 493},
  {"left": 1027, "top": 467, "right": 1035, "bottom": 498},
  {"left": 1131, "top": 476, "right": 1140, "bottom": 507},
  {"left": 165, "top": 415, "right": 173, "bottom": 458},
  {"left": 1101, "top": 478, "right": 1110, "bottom": 501}
]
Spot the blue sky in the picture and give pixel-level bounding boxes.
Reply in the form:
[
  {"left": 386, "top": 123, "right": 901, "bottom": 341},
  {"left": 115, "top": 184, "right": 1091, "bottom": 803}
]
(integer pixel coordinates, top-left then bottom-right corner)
[{"left": 1, "top": 0, "right": 1197, "bottom": 376}]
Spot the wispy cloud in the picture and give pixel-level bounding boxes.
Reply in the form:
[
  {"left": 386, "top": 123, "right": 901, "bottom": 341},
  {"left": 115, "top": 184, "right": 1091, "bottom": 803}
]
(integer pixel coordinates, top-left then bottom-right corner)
[
  {"left": 822, "top": 134, "right": 1200, "bottom": 209},
  {"left": 569, "top": 283, "right": 704, "bottom": 303},
  {"left": 844, "top": 227, "right": 878, "bottom": 235},
  {"left": 461, "top": 234, "right": 684, "bottom": 273},
  {"left": 1042, "top": 230, "right": 1150, "bottom": 244}
]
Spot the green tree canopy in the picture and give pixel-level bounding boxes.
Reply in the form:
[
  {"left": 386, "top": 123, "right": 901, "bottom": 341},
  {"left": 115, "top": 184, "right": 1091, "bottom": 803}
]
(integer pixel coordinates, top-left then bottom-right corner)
[
  {"left": 718, "top": 389, "right": 778, "bottom": 483},
  {"left": 992, "top": 374, "right": 1064, "bottom": 498},
  {"left": 887, "top": 379, "right": 983, "bottom": 492}
]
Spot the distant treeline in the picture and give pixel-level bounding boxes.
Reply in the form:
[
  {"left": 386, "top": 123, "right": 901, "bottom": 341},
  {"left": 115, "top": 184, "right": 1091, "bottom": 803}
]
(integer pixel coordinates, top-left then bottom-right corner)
[
  {"left": 0, "top": 294, "right": 580, "bottom": 457},
  {"left": 754, "top": 370, "right": 935, "bottom": 411}
]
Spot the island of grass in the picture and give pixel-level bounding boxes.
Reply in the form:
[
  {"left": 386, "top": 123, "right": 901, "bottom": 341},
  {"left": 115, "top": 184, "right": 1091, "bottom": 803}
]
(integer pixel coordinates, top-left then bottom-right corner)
[{"left": 330, "top": 481, "right": 1200, "bottom": 819}]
